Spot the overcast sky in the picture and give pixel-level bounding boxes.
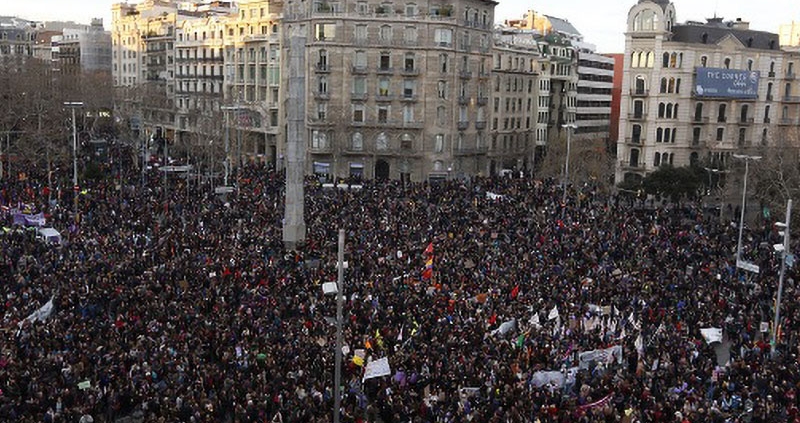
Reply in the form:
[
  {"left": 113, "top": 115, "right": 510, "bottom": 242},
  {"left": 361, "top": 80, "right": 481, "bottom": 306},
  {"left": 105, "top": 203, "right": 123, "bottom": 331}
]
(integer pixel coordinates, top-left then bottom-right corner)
[{"left": 4, "top": 0, "right": 799, "bottom": 53}]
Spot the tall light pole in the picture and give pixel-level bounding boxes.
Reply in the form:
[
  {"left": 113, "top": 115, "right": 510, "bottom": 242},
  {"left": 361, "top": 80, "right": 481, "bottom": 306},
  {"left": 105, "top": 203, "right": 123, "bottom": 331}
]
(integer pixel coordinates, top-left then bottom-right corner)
[
  {"left": 333, "top": 229, "right": 345, "bottom": 423},
  {"left": 733, "top": 154, "right": 762, "bottom": 266},
  {"left": 772, "top": 199, "right": 792, "bottom": 358},
  {"left": 221, "top": 106, "right": 242, "bottom": 188},
  {"left": 64, "top": 102, "right": 83, "bottom": 221},
  {"left": 561, "top": 123, "right": 577, "bottom": 220}
]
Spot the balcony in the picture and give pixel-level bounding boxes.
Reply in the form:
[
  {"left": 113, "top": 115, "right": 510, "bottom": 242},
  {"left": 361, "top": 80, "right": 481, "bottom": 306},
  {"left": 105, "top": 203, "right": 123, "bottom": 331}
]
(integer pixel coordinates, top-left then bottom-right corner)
[
  {"left": 769, "top": 71, "right": 776, "bottom": 78},
  {"left": 767, "top": 94, "right": 774, "bottom": 101},
  {"left": 478, "top": 71, "right": 491, "bottom": 79},
  {"left": 458, "top": 96, "right": 470, "bottom": 105},
  {"left": 315, "top": 64, "right": 330, "bottom": 73},
  {"left": 351, "top": 65, "right": 368, "bottom": 75},
  {"left": 401, "top": 94, "right": 418, "bottom": 102},
  {"left": 476, "top": 96, "right": 488, "bottom": 106},
  {"left": 717, "top": 117, "right": 727, "bottom": 123},
  {"left": 779, "top": 118, "right": 796, "bottom": 125},
  {"left": 619, "top": 160, "right": 642, "bottom": 171},
  {"left": 787, "top": 72, "right": 796, "bottom": 80},
  {"left": 459, "top": 69, "right": 473, "bottom": 79},
  {"left": 624, "top": 137, "right": 643, "bottom": 145},
  {"left": 738, "top": 117, "right": 754, "bottom": 125},
  {"left": 313, "top": 91, "right": 330, "bottom": 100},
  {"left": 630, "top": 89, "right": 649, "bottom": 97},
  {"left": 784, "top": 95, "right": 800, "bottom": 103},
  {"left": 454, "top": 146, "right": 488, "bottom": 156},
  {"left": 475, "top": 121, "right": 487, "bottom": 129},
  {"left": 628, "top": 113, "right": 647, "bottom": 121},
  {"left": 401, "top": 67, "right": 420, "bottom": 76},
  {"left": 692, "top": 116, "right": 710, "bottom": 123},
  {"left": 375, "top": 94, "right": 394, "bottom": 102},
  {"left": 351, "top": 92, "right": 367, "bottom": 101},
  {"left": 376, "top": 66, "right": 394, "bottom": 75},
  {"left": 457, "top": 121, "right": 469, "bottom": 130}
]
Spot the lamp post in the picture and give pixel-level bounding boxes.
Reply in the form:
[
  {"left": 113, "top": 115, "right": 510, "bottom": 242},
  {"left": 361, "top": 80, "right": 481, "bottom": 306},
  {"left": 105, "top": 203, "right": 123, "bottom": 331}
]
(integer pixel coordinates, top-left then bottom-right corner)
[
  {"left": 772, "top": 199, "right": 792, "bottom": 358},
  {"left": 561, "top": 123, "right": 577, "bottom": 220},
  {"left": 64, "top": 102, "right": 83, "bottom": 220},
  {"left": 333, "top": 229, "right": 345, "bottom": 423},
  {"left": 732, "top": 154, "right": 762, "bottom": 266}
]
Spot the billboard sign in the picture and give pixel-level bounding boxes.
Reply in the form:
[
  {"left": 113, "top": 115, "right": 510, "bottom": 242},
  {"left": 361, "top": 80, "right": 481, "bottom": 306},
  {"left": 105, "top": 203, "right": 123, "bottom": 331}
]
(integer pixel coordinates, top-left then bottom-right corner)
[{"left": 694, "top": 67, "right": 760, "bottom": 99}]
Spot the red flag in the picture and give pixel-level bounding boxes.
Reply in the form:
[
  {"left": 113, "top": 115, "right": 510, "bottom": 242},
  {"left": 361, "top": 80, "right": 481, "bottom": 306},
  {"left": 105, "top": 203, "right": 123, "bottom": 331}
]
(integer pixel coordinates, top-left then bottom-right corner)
[
  {"left": 511, "top": 285, "right": 520, "bottom": 300},
  {"left": 424, "top": 242, "right": 434, "bottom": 256}
]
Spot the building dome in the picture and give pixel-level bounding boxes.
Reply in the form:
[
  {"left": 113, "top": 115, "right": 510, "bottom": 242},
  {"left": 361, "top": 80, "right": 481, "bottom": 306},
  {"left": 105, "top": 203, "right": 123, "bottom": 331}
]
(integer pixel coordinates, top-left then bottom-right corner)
[{"left": 638, "top": 0, "right": 670, "bottom": 11}]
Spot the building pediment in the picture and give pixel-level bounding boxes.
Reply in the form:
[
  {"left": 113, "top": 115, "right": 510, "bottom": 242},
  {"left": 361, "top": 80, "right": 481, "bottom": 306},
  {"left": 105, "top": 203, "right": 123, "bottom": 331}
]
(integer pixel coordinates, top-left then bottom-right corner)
[{"left": 716, "top": 33, "right": 745, "bottom": 50}]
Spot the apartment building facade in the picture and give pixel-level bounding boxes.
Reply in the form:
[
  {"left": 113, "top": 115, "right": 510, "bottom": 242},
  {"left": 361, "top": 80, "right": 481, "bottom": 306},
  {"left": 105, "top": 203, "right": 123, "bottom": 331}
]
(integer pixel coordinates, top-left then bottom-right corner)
[
  {"left": 618, "top": 0, "right": 800, "bottom": 183},
  {"left": 283, "top": 0, "right": 497, "bottom": 181},
  {"left": 0, "top": 16, "right": 37, "bottom": 58}
]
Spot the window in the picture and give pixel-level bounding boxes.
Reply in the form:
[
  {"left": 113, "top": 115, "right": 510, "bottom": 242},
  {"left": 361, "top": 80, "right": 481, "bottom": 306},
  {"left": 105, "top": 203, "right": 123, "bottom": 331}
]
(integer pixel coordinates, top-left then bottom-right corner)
[
  {"left": 315, "top": 23, "right": 336, "bottom": 41},
  {"left": 635, "top": 76, "right": 646, "bottom": 94},
  {"left": 317, "top": 103, "right": 327, "bottom": 120},
  {"left": 761, "top": 128, "right": 768, "bottom": 145},
  {"left": 724, "top": 58, "right": 731, "bottom": 69},
  {"left": 404, "top": 80, "right": 415, "bottom": 98},
  {"left": 404, "top": 53, "right": 415, "bottom": 71},
  {"left": 440, "top": 54, "right": 449, "bottom": 73},
  {"left": 379, "top": 25, "right": 392, "bottom": 42},
  {"left": 355, "top": 25, "right": 367, "bottom": 42},
  {"left": 405, "top": 26, "right": 417, "bottom": 44},
  {"left": 632, "top": 124, "right": 642, "bottom": 143},
  {"left": 352, "top": 132, "right": 363, "bottom": 150},
  {"left": 747, "top": 59, "right": 753, "bottom": 71},
  {"left": 405, "top": 4, "right": 417, "bottom": 16},
  {"left": 740, "top": 105, "right": 749, "bottom": 122},
  {"left": 312, "top": 130, "right": 328, "bottom": 148},
  {"left": 694, "top": 103, "right": 703, "bottom": 121},
  {"left": 692, "top": 127, "right": 701, "bottom": 145},
  {"left": 718, "top": 104, "right": 726, "bottom": 122},
  {"left": 378, "top": 106, "right": 389, "bottom": 123},
  {"left": 654, "top": 152, "right": 661, "bottom": 167},
  {"left": 353, "top": 104, "right": 365, "bottom": 122},
  {"left": 656, "top": 127, "right": 663, "bottom": 143},
  {"left": 318, "top": 50, "right": 329, "bottom": 70},
  {"left": 658, "top": 103, "right": 665, "bottom": 118},
  {"left": 437, "top": 106, "right": 446, "bottom": 125},
  {"left": 353, "top": 77, "right": 366, "bottom": 95},
  {"left": 438, "top": 81, "right": 447, "bottom": 99},
  {"left": 660, "top": 78, "right": 667, "bottom": 93},
  {"left": 378, "top": 78, "right": 390, "bottom": 96},
  {"left": 403, "top": 105, "right": 414, "bottom": 123},
  {"left": 376, "top": 132, "right": 388, "bottom": 150},
  {"left": 401, "top": 134, "right": 413, "bottom": 150},
  {"left": 700, "top": 56, "right": 707, "bottom": 67},
  {"left": 434, "top": 28, "right": 453, "bottom": 46},
  {"left": 380, "top": 52, "right": 391, "bottom": 70},
  {"left": 434, "top": 134, "right": 444, "bottom": 152},
  {"left": 317, "top": 76, "right": 328, "bottom": 94},
  {"left": 785, "top": 83, "right": 792, "bottom": 98},
  {"left": 716, "top": 128, "right": 724, "bottom": 141},
  {"left": 738, "top": 128, "right": 747, "bottom": 146},
  {"left": 354, "top": 50, "right": 367, "bottom": 68},
  {"left": 764, "top": 105, "right": 771, "bottom": 123}
]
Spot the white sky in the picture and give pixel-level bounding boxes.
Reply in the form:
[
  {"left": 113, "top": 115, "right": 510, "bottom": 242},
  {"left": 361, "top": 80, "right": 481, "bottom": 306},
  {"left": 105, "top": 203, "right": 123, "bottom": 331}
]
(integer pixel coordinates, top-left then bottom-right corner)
[{"left": 4, "top": 0, "right": 800, "bottom": 52}]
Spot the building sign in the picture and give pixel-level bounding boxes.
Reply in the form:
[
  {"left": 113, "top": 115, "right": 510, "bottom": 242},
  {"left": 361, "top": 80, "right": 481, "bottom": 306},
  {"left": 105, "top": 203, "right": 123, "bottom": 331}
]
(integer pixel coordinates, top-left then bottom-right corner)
[{"left": 694, "top": 67, "right": 760, "bottom": 99}]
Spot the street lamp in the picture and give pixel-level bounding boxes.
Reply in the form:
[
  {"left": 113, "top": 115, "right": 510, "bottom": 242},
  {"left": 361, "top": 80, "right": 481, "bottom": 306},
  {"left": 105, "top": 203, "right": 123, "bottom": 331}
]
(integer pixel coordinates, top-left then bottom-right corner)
[
  {"left": 772, "top": 199, "right": 792, "bottom": 358},
  {"left": 732, "top": 154, "right": 762, "bottom": 269},
  {"left": 64, "top": 101, "right": 83, "bottom": 220},
  {"left": 561, "top": 123, "right": 577, "bottom": 220}
]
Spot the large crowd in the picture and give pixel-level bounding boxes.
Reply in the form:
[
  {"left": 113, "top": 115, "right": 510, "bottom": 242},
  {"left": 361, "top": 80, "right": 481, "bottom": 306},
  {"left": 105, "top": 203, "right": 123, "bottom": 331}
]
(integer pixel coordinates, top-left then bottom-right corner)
[{"left": 0, "top": 146, "right": 798, "bottom": 423}]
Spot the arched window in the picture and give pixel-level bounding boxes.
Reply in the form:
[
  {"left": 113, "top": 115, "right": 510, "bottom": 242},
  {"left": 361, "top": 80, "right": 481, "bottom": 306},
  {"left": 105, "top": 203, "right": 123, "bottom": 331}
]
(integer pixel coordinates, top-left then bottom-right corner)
[
  {"left": 664, "top": 128, "right": 671, "bottom": 143},
  {"left": 668, "top": 77, "right": 675, "bottom": 93},
  {"left": 654, "top": 152, "right": 661, "bottom": 167},
  {"left": 747, "top": 38, "right": 753, "bottom": 48},
  {"left": 768, "top": 82, "right": 774, "bottom": 99},
  {"left": 724, "top": 58, "right": 731, "bottom": 69},
  {"left": 433, "top": 160, "right": 444, "bottom": 172},
  {"left": 635, "top": 76, "right": 647, "bottom": 94},
  {"left": 646, "top": 51, "right": 655, "bottom": 68},
  {"left": 761, "top": 128, "right": 768, "bottom": 145},
  {"left": 634, "top": 100, "right": 644, "bottom": 118},
  {"left": 740, "top": 105, "right": 749, "bottom": 123},
  {"left": 747, "top": 59, "right": 753, "bottom": 70},
  {"left": 718, "top": 104, "right": 727, "bottom": 122},
  {"left": 673, "top": 104, "right": 679, "bottom": 118},
  {"left": 660, "top": 78, "right": 667, "bottom": 93},
  {"left": 631, "top": 52, "right": 638, "bottom": 68},
  {"left": 670, "top": 53, "right": 677, "bottom": 68},
  {"left": 658, "top": 102, "right": 666, "bottom": 118},
  {"left": 690, "top": 152, "right": 699, "bottom": 166},
  {"left": 656, "top": 127, "right": 663, "bottom": 143},
  {"left": 701, "top": 33, "right": 709, "bottom": 44},
  {"left": 662, "top": 53, "right": 670, "bottom": 68},
  {"left": 678, "top": 53, "right": 683, "bottom": 68},
  {"left": 764, "top": 105, "right": 771, "bottom": 123},
  {"left": 676, "top": 78, "right": 681, "bottom": 94},
  {"left": 632, "top": 124, "right": 642, "bottom": 143},
  {"left": 666, "top": 103, "right": 673, "bottom": 118},
  {"left": 634, "top": 10, "right": 657, "bottom": 31},
  {"left": 695, "top": 103, "right": 703, "bottom": 121},
  {"left": 671, "top": 128, "right": 677, "bottom": 143},
  {"left": 770, "top": 61, "right": 776, "bottom": 74},
  {"left": 700, "top": 56, "right": 708, "bottom": 67}
]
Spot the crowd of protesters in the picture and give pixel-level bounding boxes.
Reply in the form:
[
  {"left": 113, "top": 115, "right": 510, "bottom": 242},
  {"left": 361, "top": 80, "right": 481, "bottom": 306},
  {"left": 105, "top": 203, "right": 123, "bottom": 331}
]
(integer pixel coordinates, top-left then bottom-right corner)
[{"left": 0, "top": 145, "right": 798, "bottom": 423}]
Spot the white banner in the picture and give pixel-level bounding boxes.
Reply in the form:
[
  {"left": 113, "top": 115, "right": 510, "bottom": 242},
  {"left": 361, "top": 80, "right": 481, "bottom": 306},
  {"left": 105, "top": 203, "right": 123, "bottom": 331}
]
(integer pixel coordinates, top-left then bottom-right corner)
[
  {"left": 18, "top": 297, "right": 55, "bottom": 328},
  {"left": 491, "top": 319, "right": 516, "bottom": 337},
  {"left": 700, "top": 328, "right": 723, "bottom": 344},
  {"left": 363, "top": 357, "right": 391, "bottom": 381},
  {"left": 578, "top": 345, "right": 623, "bottom": 370},
  {"left": 548, "top": 306, "right": 559, "bottom": 320}
]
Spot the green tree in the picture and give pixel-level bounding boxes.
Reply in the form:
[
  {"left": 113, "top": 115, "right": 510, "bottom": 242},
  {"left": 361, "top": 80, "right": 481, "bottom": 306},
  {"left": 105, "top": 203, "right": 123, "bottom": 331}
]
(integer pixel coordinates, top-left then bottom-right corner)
[{"left": 642, "top": 165, "right": 704, "bottom": 203}]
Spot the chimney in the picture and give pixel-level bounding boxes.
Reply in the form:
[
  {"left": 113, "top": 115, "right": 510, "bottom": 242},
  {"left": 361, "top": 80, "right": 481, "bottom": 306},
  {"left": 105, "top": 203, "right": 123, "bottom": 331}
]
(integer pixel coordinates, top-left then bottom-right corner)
[{"left": 731, "top": 18, "right": 750, "bottom": 30}]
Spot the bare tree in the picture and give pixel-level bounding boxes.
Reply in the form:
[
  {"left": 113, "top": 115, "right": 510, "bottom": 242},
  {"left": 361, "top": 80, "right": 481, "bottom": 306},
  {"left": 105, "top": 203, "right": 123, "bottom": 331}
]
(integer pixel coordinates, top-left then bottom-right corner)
[
  {"left": 537, "top": 131, "right": 615, "bottom": 191},
  {"left": 750, "top": 126, "right": 800, "bottom": 223}
]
